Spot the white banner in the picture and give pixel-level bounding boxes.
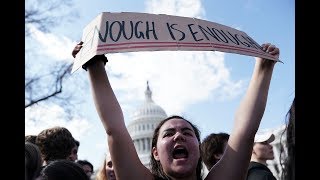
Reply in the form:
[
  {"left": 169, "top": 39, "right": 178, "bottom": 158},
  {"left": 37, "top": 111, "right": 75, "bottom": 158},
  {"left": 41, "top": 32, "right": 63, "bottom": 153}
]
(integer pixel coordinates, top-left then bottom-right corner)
[{"left": 72, "top": 12, "right": 279, "bottom": 73}]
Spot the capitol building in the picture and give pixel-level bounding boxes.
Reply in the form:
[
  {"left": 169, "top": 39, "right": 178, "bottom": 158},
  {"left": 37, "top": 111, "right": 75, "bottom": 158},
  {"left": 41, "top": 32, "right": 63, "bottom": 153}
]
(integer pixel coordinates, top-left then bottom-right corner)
[
  {"left": 127, "top": 82, "right": 288, "bottom": 180},
  {"left": 127, "top": 82, "right": 168, "bottom": 168}
]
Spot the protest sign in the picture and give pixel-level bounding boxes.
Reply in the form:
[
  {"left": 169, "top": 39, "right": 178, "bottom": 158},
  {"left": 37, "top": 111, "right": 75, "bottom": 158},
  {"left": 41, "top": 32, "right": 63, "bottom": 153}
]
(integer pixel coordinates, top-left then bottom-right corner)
[{"left": 72, "top": 12, "right": 279, "bottom": 73}]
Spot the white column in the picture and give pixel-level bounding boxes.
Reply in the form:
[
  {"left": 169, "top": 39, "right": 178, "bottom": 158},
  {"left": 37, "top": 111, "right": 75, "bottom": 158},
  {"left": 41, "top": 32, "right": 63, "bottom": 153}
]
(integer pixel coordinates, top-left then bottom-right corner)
[
  {"left": 139, "top": 139, "right": 143, "bottom": 153},
  {"left": 142, "top": 138, "right": 145, "bottom": 152},
  {"left": 147, "top": 138, "right": 150, "bottom": 151}
]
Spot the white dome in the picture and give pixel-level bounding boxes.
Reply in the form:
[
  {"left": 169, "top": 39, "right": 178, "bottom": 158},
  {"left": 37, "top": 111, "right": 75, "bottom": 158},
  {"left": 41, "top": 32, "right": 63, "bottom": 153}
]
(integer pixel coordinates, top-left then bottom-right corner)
[
  {"left": 127, "top": 81, "right": 167, "bottom": 167},
  {"left": 131, "top": 82, "right": 167, "bottom": 120},
  {"left": 132, "top": 102, "right": 167, "bottom": 120}
]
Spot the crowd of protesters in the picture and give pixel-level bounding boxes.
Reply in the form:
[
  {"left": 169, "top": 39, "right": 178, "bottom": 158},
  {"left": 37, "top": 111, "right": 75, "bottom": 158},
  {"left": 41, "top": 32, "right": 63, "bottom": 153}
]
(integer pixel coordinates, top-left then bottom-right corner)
[{"left": 25, "top": 41, "right": 294, "bottom": 180}]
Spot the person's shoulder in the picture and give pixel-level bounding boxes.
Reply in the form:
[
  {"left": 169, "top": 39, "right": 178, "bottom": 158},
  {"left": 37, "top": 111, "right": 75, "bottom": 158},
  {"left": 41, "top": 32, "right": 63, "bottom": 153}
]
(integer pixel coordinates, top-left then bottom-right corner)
[
  {"left": 247, "top": 170, "right": 275, "bottom": 179},
  {"left": 248, "top": 162, "right": 264, "bottom": 170},
  {"left": 247, "top": 164, "right": 276, "bottom": 180}
]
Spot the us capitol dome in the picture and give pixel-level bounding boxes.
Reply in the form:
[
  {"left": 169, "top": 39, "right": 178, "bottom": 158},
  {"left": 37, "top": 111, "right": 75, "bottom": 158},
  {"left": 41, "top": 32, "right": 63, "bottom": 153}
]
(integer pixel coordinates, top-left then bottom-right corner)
[{"left": 127, "top": 81, "right": 167, "bottom": 168}]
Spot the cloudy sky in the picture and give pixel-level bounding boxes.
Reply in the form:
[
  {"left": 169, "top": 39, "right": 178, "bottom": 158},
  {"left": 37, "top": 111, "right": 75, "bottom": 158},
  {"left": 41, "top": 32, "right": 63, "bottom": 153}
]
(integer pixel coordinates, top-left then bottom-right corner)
[{"left": 25, "top": 0, "right": 295, "bottom": 170}]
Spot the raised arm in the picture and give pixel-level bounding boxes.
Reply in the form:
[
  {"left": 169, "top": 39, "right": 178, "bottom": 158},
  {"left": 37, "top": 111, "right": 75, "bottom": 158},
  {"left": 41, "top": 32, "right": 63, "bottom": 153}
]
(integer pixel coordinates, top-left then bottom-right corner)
[
  {"left": 72, "top": 42, "right": 153, "bottom": 180},
  {"left": 205, "top": 43, "right": 280, "bottom": 180}
]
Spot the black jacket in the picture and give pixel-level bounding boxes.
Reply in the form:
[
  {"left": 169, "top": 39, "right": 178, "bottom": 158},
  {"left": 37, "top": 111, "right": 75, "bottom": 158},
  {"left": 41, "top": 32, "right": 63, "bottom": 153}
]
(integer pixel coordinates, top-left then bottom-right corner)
[{"left": 247, "top": 161, "right": 277, "bottom": 180}]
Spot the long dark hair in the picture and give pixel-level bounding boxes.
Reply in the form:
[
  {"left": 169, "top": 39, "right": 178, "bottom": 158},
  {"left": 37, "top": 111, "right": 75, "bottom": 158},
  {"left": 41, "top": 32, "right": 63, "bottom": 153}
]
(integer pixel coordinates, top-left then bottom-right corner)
[
  {"left": 149, "top": 115, "right": 203, "bottom": 180},
  {"left": 280, "top": 98, "right": 295, "bottom": 180}
]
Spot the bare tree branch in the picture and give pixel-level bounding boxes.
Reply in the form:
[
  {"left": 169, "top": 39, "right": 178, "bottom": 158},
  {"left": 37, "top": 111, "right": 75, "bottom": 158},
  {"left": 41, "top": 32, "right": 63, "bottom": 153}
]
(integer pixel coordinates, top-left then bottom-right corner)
[
  {"left": 25, "top": 0, "right": 79, "bottom": 110},
  {"left": 25, "top": 63, "right": 73, "bottom": 108},
  {"left": 25, "top": 0, "right": 75, "bottom": 36}
]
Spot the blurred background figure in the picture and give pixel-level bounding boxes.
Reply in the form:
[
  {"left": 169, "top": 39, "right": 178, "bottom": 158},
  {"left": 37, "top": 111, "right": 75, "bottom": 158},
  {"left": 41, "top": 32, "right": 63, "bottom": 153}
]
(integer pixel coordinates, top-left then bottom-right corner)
[
  {"left": 77, "top": 159, "right": 94, "bottom": 179},
  {"left": 36, "top": 159, "right": 89, "bottom": 180},
  {"left": 247, "top": 132, "right": 277, "bottom": 180},
  {"left": 200, "top": 132, "right": 230, "bottom": 170},
  {"left": 96, "top": 152, "right": 116, "bottom": 180},
  {"left": 68, "top": 139, "right": 80, "bottom": 162},
  {"left": 25, "top": 135, "right": 37, "bottom": 144},
  {"left": 25, "top": 142, "right": 42, "bottom": 180},
  {"left": 35, "top": 126, "right": 76, "bottom": 166}
]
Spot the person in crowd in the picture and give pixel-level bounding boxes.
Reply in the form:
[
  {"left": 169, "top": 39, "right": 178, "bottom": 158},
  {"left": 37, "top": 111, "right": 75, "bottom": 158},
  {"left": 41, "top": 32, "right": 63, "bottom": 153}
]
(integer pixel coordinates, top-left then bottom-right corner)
[
  {"left": 200, "top": 132, "right": 230, "bottom": 170},
  {"left": 96, "top": 152, "right": 116, "bottom": 180},
  {"left": 35, "top": 126, "right": 76, "bottom": 166},
  {"left": 72, "top": 41, "right": 280, "bottom": 180},
  {"left": 77, "top": 159, "right": 94, "bottom": 178},
  {"left": 68, "top": 139, "right": 80, "bottom": 162},
  {"left": 247, "top": 132, "right": 277, "bottom": 180},
  {"left": 25, "top": 142, "right": 43, "bottom": 180},
  {"left": 25, "top": 135, "right": 37, "bottom": 144},
  {"left": 280, "top": 97, "right": 295, "bottom": 180},
  {"left": 36, "top": 159, "right": 89, "bottom": 180}
]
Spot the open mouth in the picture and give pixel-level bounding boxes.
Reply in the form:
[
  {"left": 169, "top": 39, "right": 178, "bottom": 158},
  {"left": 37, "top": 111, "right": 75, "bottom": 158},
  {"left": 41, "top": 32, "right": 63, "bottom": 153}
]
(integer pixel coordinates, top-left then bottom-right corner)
[{"left": 172, "top": 146, "right": 188, "bottom": 159}]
